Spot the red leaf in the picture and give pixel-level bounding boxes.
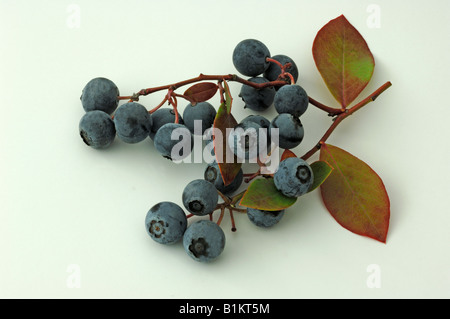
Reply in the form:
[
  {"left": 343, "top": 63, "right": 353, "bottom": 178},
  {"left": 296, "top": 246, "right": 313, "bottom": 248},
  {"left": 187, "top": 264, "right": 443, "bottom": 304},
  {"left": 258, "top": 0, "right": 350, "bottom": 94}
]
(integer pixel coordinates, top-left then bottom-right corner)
[
  {"left": 312, "top": 15, "right": 375, "bottom": 108},
  {"left": 212, "top": 82, "right": 241, "bottom": 186},
  {"left": 319, "top": 144, "right": 390, "bottom": 243},
  {"left": 183, "top": 82, "right": 218, "bottom": 104},
  {"left": 280, "top": 149, "right": 297, "bottom": 162}
]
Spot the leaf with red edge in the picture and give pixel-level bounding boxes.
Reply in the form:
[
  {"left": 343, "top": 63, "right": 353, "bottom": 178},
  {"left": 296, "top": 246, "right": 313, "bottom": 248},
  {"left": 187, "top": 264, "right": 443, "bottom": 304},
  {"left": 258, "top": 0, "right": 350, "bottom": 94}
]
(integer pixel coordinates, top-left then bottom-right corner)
[
  {"left": 312, "top": 15, "right": 375, "bottom": 108},
  {"left": 308, "top": 161, "right": 333, "bottom": 193},
  {"left": 183, "top": 82, "right": 218, "bottom": 104},
  {"left": 213, "top": 81, "right": 241, "bottom": 186},
  {"left": 319, "top": 144, "right": 390, "bottom": 243},
  {"left": 239, "top": 178, "right": 297, "bottom": 211},
  {"left": 281, "top": 149, "right": 297, "bottom": 162}
]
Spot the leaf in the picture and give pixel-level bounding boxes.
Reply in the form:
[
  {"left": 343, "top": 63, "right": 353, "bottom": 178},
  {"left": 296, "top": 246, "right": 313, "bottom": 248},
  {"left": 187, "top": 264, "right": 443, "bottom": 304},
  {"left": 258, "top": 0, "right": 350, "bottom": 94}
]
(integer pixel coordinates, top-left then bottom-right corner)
[
  {"left": 319, "top": 144, "right": 390, "bottom": 243},
  {"left": 308, "top": 161, "right": 333, "bottom": 193},
  {"left": 223, "top": 80, "right": 233, "bottom": 113},
  {"left": 239, "top": 178, "right": 297, "bottom": 211},
  {"left": 213, "top": 81, "right": 241, "bottom": 186},
  {"left": 183, "top": 82, "right": 218, "bottom": 104},
  {"left": 280, "top": 149, "right": 297, "bottom": 162},
  {"left": 312, "top": 15, "right": 375, "bottom": 108}
]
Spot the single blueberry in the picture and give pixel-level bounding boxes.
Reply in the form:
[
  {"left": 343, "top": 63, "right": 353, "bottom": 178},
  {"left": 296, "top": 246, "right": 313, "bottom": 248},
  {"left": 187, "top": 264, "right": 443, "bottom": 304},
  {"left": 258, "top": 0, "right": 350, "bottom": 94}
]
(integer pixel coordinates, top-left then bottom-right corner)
[
  {"left": 182, "top": 179, "right": 218, "bottom": 216},
  {"left": 247, "top": 208, "right": 285, "bottom": 228},
  {"left": 240, "top": 114, "right": 271, "bottom": 131},
  {"left": 232, "top": 39, "right": 271, "bottom": 77},
  {"left": 182, "top": 102, "right": 217, "bottom": 135},
  {"left": 81, "top": 77, "right": 119, "bottom": 114},
  {"left": 113, "top": 102, "right": 153, "bottom": 144},
  {"left": 228, "top": 121, "right": 269, "bottom": 161},
  {"left": 153, "top": 123, "right": 193, "bottom": 161},
  {"left": 239, "top": 77, "right": 275, "bottom": 112},
  {"left": 274, "top": 84, "right": 308, "bottom": 117},
  {"left": 145, "top": 201, "right": 187, "bottom": 244},
  {"left": 274, "top": 157, "right": 314, "bottom": 197},
  {"left": 183, "top": 220, "right": 226, "bottom": 263},
  {"left": 79, "top": 110, "right": 116, "bottom": 149},
  {"left": 240, "top": 114, "right": 272, "bottom": 149},
  {"left": 269, "top": 113, "right": 304, "bottom": 150}
]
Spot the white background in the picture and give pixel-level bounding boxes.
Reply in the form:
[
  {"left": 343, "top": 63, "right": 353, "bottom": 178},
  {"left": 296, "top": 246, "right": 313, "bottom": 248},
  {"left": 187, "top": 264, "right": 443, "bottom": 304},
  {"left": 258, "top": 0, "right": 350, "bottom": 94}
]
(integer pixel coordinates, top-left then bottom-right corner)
[{"left": 1, "top": 0, "right": 449, "bottom": 299}]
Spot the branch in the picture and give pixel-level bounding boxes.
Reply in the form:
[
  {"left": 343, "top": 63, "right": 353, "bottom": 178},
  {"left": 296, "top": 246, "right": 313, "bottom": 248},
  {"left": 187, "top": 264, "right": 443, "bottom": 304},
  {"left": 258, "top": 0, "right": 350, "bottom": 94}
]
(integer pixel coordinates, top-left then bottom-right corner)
[
  {"left": 131, "top": 74, "right": 287, "bottom": 98},
  {"left": 301, "top": 81, "right": 392, "bottom": 160}
]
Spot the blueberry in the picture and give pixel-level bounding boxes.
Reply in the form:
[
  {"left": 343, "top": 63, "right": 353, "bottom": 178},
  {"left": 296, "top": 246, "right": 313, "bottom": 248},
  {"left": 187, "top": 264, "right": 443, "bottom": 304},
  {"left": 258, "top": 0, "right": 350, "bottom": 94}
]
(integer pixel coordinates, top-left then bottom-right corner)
[
  {"left": 182, "top": 102, "right": 217, "bottom": 135},
  {"left": 204, "top": 160, "right": 243, "bottom": 195},
  {"left": 183, "top": 220, "right": 226, "bottom": 263},
  {"left": 79, "top": 110, "right": 116, "bottom": 149},
  {"left": 274, "top": 157, "right": 314, "bottom": 197},
  {"left": 80, "top": 77, "right": 119, "bottom": 114},
  {"left": 263, "top": 54, "right": 299, "bottom": 84},
  {"left": 153, "top": 123, "right": 193, "bottom": 161},
  {"left": 228, "top": 121, "right": 268, "bottom": 160},
  {"left": 240, "top": 114, "right": 271, "bottom": 131},
  {"left": 240, "top": 114, "right": 272, "bottom": 148},
  {"left": 149, "top": 107, "right": 183, "bottom": 140},
  {"left": 269, "top": 113, "right": 304, "bottom": 149},
  {"left": 274, "top": 85, "right": 308, "bottom": 117},
  {"left": 247, "top": 207, "right": 285, "bottom": 228},
  {"left": 113, "top": 102, "right": 153, "bottom": 144},
  {"left": 232, "top": 39, "right": 271, "bottom": 77},
  {"left": 182, "top": 179, "right": 218, "bottom": 216},
  {"left": 145, "top": 202, "right": 187, "bottom": 244},
  {"left": 239, "top": 77, "right": 275, "bottom": 112}
]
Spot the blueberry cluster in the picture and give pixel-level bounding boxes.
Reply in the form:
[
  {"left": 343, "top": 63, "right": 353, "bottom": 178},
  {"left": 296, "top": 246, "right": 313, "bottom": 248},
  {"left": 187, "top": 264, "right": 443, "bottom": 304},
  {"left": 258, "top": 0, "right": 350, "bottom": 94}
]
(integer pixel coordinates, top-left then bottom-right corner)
[
  {"left": 78, "top": 78, "right": 217, "bottom": 161},
  {"left": 232, "top": 39, "right": 308, "bottom": 151},
  {"left": 146, "top": 179, "right": 225, "bottom": 263},
  {"left": 78, "top": 38, "right": 315, "bottom": 263}
]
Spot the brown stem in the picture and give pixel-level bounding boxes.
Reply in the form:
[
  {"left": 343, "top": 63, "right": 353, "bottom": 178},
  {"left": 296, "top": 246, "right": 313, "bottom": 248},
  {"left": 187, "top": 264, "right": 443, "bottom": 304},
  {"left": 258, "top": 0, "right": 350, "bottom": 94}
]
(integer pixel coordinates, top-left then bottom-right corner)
[
  {"left": 301, "top": 81, "right": 392, "bottom": 161},
  {"left": 135, "top": 74, "right": 287, "bottom": 98},
  {"left": 243, "top": 169, "right": 261, "bottom": 183},
  {"left": 308, "top": 97, "right": 343, "bottom": 116},
  {"left": 118, "top": 95, "right": 134, "bottom": 100},
  {"left": 217, "top": 190, "right": 231, "bottom": 205},
  {"left": 216, "top": 207, "right": 225, "bottom": 226},
  {"left": 346, "top": 81, "right": 392, "bottom": 115},
  {"left": 266, "top": 57, "right": 284, "bottom": 69},
  {"left": 148, "top": 96, "right": 168, "bottom": 114},
  {"left": 228, "top": 208, "right": 236, "bottom": 232}
]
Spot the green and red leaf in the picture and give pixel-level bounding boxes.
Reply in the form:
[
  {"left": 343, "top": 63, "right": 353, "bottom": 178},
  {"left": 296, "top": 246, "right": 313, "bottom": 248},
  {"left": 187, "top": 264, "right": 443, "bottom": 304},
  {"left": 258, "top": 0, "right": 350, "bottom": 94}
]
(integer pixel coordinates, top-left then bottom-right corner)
[
  {"left": 183, "top": 82, "right": 218, "bottom": 104},
  {"left": 319, "top": 144, "right": 390, "bottom": 243},
  {"left": 239, "top": 178, "right": 297, "bottom": 211},
  {"left": 213, "top": 81, "right": 241, "bottom": 186},
  {"left": 308, "top": 161, "right": 333, "bottom": 193},
  {"left": 312, "top": 15, "right": 375, "bottom": 108}
]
